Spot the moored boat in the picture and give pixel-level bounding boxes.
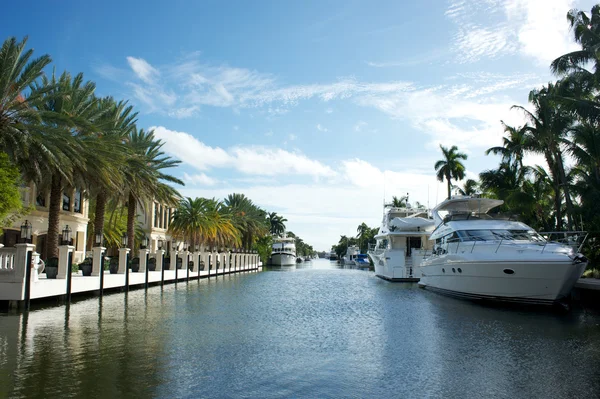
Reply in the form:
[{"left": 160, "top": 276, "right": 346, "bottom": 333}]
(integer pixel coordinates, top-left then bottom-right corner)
[
  {"left": 417, "top": 196, "right": 588, "bottom": 305},
  {"left": 368, "top": 205, "right": 435, "bottom": 281},
  {"left": 270, "top": 236, "right": 296, "bottom": 266}
]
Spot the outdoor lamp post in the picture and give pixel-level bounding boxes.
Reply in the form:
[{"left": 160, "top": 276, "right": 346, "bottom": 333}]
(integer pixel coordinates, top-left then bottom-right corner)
[
  {"left": 141, "top": 235, "right": 149, "bottom": 249},
  {"left": 158, "top": 236, "right": 165, "bottom": 286},
  {"left": 61, "top": 225, "right": 72, "bottom": 245},
  {"left": 61, "top": 225, "right": 73, "bottom": 302},
  {"left": 21, "top": 220, "right": 33, "bottom": 310},
  {"left": 95, "top": 231, "right": 103, "bottom": 246},
  {"left": 20, "top": 220, "right": 32, "bottom": 244},
  {"left": 142, "top": 235, "right": 150, "bottom": 288},
  {"left": 172, "top": 241, "right": 178, "bottom": 282},
  {"left": 95, "top": 230, "right": 105, "bottom": 296},
  {"left": 122, "top": 232, "right": 129, "bottom": 290}
]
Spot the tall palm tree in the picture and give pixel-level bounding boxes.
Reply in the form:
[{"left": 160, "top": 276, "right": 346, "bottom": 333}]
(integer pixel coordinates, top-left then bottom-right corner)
[
  {"left": 122, "top": 128, "right": 183, "bottom": 250},
  {"left": 434, "top": 144, "right": 468, "bottom": 199},
  {"left": 485, "top": 122, "right": 529, "bottom": 170},
  {"left": 30, "top": 71, "right": 100, "bottom": 258},
  {"left": 0, "top": 37, "right": 51, "bottom": 162},
  {"left": 91, "top": 98, "right": 137, "bottom": 244},
  {"left": 512, "top": 84, "right": 575, "bottom": 230},
  {"left": 267, "top": 212, "right": 287, "bottom": 236}
]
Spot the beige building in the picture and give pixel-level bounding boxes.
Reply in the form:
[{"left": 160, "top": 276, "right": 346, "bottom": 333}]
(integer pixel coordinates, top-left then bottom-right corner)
[
  {"left": 1, "top": 184, "right": 90, "bottom": 262},
  {"left": 1, "top": 185, "right": 174, "bottom": 262}
]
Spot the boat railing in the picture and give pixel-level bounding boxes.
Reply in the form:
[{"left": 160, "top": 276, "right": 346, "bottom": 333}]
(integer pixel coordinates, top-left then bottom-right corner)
[{"left": 435, "top": 232, "right": 586, "bottom": 256}]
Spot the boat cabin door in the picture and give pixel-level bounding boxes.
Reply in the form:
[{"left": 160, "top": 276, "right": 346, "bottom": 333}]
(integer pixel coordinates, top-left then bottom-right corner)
[{"left": 406, "top": 237, "right": 422, "bottom": 257}]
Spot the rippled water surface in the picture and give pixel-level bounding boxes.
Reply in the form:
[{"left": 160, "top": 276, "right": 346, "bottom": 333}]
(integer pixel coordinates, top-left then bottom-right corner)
[{"left": 1, "top": 260, "right": 600, "bottom": 398}]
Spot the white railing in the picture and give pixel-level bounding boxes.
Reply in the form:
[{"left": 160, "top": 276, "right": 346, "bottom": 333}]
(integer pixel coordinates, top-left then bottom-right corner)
[{"left": 0, "top": 247, "right": 17, "bottom": 272}]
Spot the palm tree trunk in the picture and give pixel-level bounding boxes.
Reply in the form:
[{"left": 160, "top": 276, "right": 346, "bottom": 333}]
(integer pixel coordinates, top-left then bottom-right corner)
[
  {"left": 446, "top": 173, "right": 452, "bottom": 199},
  {"left": 47, "top": 173, "right": 62, "bottom": 259},
  {"left": 555, "top": 156, "right": 575, "bottom": 230},
  {"left": 127, "top": 192, "right": 136, "bottom": 250},
  {"left": 94, "top": 191, "right": 107, "bottom": 244}
]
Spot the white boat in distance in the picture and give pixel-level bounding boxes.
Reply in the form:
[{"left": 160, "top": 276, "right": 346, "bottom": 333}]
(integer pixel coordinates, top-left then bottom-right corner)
[
  {"left": 417, "top": 196, "right": 588, "bottom": 306},
  {"left": 343, "top": 245, "right": 360, "bottom": 265},
  {"left": 368, "top": 205, "right": 435, "bottom": 281},
  {"left": 270, "top": 236, "right": 296, "bottom": 266}
]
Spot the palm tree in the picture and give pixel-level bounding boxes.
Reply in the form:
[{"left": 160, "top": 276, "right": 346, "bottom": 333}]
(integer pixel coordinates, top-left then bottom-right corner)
[
  {"left": 356, "top": 222, "right": 371, "bottom": 253},
  {"left": 91, "top": 98, "right": 137, "bottom": 244},
  {"left": 224, "top": 193, "right": 268, "bottom": 249},
  {"left": 455, "top": 179, "right": 480, "bottom": 196},
  {"left": 29, "top": 71, "right": 100, "bottom": 258},
  {"left": 434, "top": 144, "right": 468, "bottom": 199},
  {"left": 169, "top": 197, "right": 239, "bottom": 250},
  {"left": 0, "top": 37, "right": 51, "bottom": 162},
  {"left": 387, "top": 195, "right": 408, "bottom": 208},
  {"left": 122, "top": 128, "right": 183, "bottom": 250},
  {"left": 512, "top": 84, "right": 575, "bottom": 230},
  {"left": 485, "top": 122, "right": 528, "bottom": 170},
  {"left": 267, "top": 212, "right": 287, "bottom": 236}
]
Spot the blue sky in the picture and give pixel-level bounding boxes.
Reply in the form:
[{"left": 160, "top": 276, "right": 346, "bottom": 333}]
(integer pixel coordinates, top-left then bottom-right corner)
[{"left": 3, "top": 0, "right": 596, "bottom": 250}]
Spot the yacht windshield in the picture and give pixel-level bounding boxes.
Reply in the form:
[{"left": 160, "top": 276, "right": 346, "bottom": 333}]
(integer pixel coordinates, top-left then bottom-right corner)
[{"left": 456, "top": 229, "right": 545, "bottom": 243}]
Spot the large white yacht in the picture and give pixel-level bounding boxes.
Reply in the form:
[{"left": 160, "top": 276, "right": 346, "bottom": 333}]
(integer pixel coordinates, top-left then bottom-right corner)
[
  {"left": 343, "top": 245, "right": 360, "bottom": 265},
  {"left": 417, "top": 196, "right": 588, "bottom": 305},
  {"left": 269, "top": 236, "right": 296, "bottom": 266},
  {"left": 368, "top": 205, "right": 435, "bottom": 281}
]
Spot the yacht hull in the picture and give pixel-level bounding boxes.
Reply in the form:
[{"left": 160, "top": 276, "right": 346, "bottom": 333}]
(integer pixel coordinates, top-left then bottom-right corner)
[
  {"left": 368, "top": 250, "right": 421, "bottom": 282},
  {"left": 419, "top": 255, "right": 587, "bottom": 304},
  {"left": 270, "top": 253, "right": 296, "bottom": 266}
]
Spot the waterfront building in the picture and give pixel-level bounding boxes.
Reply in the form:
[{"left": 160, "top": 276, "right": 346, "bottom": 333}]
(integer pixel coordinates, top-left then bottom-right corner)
[{"left": 0, "top": 184, "right": 175, "bottom": 262}]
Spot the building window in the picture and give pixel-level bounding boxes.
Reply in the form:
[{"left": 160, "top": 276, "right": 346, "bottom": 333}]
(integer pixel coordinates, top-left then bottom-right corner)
[
  {"left": 154, "top": 202, "right": 159, "bottom": 228},
  {"left": 62, "top": 192, "right": 71, "bottom": 211},
  {"left": 73, "top": 189, "right": 82, "bottom": 213},
  {"left": 163, "top": 206, "right": 168, "bottom": 229}
]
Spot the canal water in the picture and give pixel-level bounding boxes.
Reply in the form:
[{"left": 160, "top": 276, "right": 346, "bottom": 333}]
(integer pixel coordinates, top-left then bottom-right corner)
[{"left": 1, "top": 259, "right": 599, "bottom": 398}]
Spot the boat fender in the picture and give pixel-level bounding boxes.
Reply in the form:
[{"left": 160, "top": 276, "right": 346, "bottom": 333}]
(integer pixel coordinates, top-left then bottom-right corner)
[{"left": 571, "top": 254, "right": 587, "bottom": 265}]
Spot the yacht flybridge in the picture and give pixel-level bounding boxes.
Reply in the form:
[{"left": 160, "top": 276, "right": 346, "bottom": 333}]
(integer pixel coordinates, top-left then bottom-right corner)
[
  {"left": 417, "top": 196, "right": 588, "bottom": 305},
  {"left": 368, "top": 206, "right": 435, "bottom": 281},
  {"left": 270, "top": 236, "right": 296, "bottom": 266}
]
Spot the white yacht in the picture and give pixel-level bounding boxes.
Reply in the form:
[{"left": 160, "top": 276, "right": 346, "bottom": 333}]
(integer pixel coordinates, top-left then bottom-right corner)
[
  {"left": 269, "top": 236, "right": 296, "bottom": 266},
  {"left": 418, "top": 196, "right": 588, "bottom": 305},
  {"left": 343, "top": 245, "right": 360, "bottom": 265},
  {"left": 368, "top": 206, "right": 435, "bottom": 281}
]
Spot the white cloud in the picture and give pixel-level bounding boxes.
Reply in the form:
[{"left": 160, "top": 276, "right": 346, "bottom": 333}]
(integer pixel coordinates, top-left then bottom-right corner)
[
  {"left": 179, "top": 158, "right": 446, "bottom": 250},
  {"left": 126, "top": 56, "right": 160, "bottom": 84},
  {"left": 288, "top": 133, "right": 297, "bottom": 141},
  {"left": 316, "top": 123, "right": 328, "bottom": 132},
  {"left": 354, "top": 121, "right": 367, "bottom": 132},
  {"left": 168, "top": 106, "right": 199, "bottom": 119},
  {"left": 151, "top": 126, "right": 336, "bottom": 179},
  {"left": 446, "top": 0, "right": 583, "bottom": 65},
  {"left": 183, "top": 172, "right": 218, "bottom": 186},
  {"left": 152, "top": 126, "right": 232, "bottom": 170}
]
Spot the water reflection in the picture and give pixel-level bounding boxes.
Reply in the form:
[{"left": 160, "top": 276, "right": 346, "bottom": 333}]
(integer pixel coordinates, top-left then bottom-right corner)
[{"left": 1, "top": 265, "right": 599, "bottom": 398}]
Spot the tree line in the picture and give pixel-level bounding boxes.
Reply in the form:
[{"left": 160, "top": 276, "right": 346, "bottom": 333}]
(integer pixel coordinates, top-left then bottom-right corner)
[
  {"left": 0, "top": 36, "right": 316, "bottom": 262},
  {"left": 432, "top": 5, "right": 600, "bottom": 266}
]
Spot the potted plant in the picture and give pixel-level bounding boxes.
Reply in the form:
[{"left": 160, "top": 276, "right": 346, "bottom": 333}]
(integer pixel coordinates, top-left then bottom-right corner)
[
  {"left": 199, "top": 260, "right": 205, "bottom": 271},
  {"left": 148, "top": 257, "right": 157, "bottom": 271},
  {"left": 79, "top": 257, "right": 93, "bottom": 276},
  {"left": 176, "top": 256, "right": 183, "bottom": 269},
  {"left": 130, "top": 257, "right": 140, "bottom": 272},
  {"left": 45, "top": 257, "right": 59, "bottom": 279},
  {"left": 163, "top": 256, "right": 171, "bottom": 270},
  {"left": 188, "top": 260, "right": 194, "bottom": 271},
  {"left": 109, "top": 257, "right": 119, "bottom": 274}
]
